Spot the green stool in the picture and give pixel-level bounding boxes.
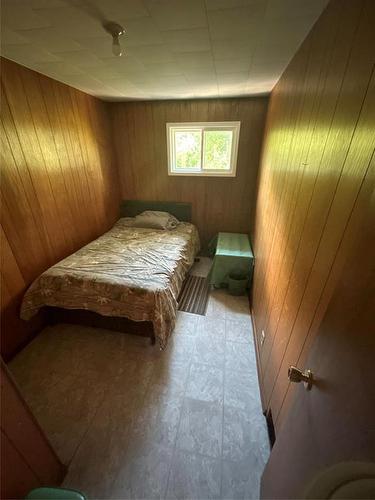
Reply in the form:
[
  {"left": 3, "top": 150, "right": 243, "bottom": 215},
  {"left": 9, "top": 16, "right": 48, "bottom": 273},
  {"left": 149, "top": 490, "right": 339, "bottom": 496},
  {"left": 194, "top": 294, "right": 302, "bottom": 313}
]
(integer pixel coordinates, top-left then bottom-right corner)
[{"left": 26, "top": 487, "right": 86, "bottom": 500}]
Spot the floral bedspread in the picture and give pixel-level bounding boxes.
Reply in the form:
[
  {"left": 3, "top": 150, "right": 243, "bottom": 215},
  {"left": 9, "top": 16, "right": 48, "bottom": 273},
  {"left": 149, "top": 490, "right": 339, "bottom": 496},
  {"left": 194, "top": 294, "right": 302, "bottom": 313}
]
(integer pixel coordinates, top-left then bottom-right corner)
[{"left": 20, "top": 218, "right": 200, "bottom": 348}]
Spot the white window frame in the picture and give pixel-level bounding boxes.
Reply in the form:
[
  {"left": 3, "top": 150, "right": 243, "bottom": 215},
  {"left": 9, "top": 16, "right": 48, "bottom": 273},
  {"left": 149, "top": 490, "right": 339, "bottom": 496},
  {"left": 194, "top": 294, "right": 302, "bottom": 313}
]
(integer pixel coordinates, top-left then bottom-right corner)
[{"left": 167, "top": 121, "right": 241, "bottom": 177}]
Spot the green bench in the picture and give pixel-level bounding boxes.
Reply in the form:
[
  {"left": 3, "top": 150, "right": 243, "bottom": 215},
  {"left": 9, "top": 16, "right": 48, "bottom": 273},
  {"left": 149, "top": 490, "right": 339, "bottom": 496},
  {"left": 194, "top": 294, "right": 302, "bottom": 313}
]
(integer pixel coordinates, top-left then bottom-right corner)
[{"left": 209, "top": 232, "right": 254, "bottom": 289}]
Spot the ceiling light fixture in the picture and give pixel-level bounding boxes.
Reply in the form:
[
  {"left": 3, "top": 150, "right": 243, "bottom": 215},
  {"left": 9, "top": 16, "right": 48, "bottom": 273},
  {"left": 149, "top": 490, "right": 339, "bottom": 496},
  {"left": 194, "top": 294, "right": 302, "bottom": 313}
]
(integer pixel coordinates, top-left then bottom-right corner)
[{"left": 103, "top": 21, "right": 125, "bottom": 57}]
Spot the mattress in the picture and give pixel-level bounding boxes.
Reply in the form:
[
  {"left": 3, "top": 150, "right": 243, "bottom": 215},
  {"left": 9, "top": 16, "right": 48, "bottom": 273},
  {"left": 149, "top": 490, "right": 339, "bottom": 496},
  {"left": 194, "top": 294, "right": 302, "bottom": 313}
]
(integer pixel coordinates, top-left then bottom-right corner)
[{"left": 20, "top": 218, "right": 200, "bottom": 348}]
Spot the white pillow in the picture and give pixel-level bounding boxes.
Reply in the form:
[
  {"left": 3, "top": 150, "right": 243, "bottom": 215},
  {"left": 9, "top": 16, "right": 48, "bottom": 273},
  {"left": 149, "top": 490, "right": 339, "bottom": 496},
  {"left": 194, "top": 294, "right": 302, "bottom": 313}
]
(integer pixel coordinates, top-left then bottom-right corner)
[{"left": 133, "top": 211, "right": 179, "bottom": 230}]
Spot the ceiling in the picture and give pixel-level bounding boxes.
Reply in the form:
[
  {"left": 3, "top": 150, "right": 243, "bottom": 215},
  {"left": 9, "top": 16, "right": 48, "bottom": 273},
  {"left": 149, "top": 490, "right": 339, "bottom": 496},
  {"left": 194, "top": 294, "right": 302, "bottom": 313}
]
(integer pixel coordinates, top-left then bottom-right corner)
[{"left": 0, "top": 0, "right": 329, "bottom": 101}]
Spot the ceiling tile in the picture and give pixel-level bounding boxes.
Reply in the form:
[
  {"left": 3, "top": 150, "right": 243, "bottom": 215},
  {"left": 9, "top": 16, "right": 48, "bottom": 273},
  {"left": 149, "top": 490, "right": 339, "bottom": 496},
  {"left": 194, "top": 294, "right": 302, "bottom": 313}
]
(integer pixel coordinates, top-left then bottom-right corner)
[
  {"left": 126, "top": 44, "right": 175, "bottom": 64},
  {"left": 74, "top": 36, "right": 118, "bottom": 59},
  {"left": 16, "top": 27, "right": 84, "bottom": 53},
  {"left": 144, "top": 61, "right": 184, "bottom": 77},
  {"left": 207, "top": 5, "right": 267, "bottom": 41},
  {"left": 264, "top": 0, "right": 329, "bottom": 21},
  {"left": 176, "top": 51, "right": 215, "bottom": 70},
  {"left": 216, "top": 71, "right": 250, "bottom": 85},
  {"left": 30, "top": 0, "right": 66, "bottom": 8},
  {"left": 33, "top": 61, "right": 84, "bottom": 76},
  {"left": 87, "top": 0, "right": 149, "bottom": 21},
  {"left": 56, "top": 50, "right": 105, "bottom": 68},
  {"left": 120, "top": 17, "right": 165, "bottom": 47},
  {"left": 144, "top": 0, "right": 207, "bottom": 31},
  {"left": 1, "top": 3, "right": 51, "bottom": 30},
  {"left": 0, "top": 0, "right": 329, "bottom": 100},
  {"left": 34, "top": 6, "right": 106, "bottom": 38},
  {"left": 206, "top": 0, "right": 263, "bottom": 10},
  {"left": 100, "top": 55, "right": 146, "bottom": 75},
  {"left": 1, "top": 27, "right": 29, "bottom": 45},
  {"left": 185, "top": 68, "right": 217, "bottom": 84},
  {"left": 162, "top": 28, "right": 211, "bottom": 53},
  {"left": 211, "top": 39, "right": 256, "bottom": 60},
  {"left": 1, "top": 43, "right": 61, "bottom": 63},
  {"left": 215, "top": 58, "right": 251, "bottom": 73},
  {"left": 249, "top": 60, "right": 287, "bottom": 81}
]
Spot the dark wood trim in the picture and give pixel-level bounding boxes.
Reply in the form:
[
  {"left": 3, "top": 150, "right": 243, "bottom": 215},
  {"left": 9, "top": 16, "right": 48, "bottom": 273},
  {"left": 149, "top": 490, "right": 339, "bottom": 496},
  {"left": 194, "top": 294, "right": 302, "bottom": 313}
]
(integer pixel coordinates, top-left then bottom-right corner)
[
  {"left": 45, "top": 307, "right": 156, "bottom": 345},
  {"left": 251, "top": 307, "right": 267, "bottom": 413}
]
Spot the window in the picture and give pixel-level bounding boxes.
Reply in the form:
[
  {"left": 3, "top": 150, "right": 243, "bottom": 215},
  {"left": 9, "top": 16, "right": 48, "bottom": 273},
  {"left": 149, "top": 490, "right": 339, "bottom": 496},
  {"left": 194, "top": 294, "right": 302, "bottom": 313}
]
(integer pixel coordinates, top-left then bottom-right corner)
[{"left": 167, "top": 121, "right": 240, "bottom": 177}]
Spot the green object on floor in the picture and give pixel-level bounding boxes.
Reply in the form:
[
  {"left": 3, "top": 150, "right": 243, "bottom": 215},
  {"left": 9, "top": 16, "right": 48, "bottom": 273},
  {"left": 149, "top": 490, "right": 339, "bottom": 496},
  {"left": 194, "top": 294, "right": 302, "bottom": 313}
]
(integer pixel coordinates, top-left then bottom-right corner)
[
  {"left": 228, "top": 270, "right": 248, "bottom": 296},
  {"left": 209, "top": 232, "right": 254, "bottom": 289},
  {"left": 26, "top": 487, "right": 87, "bottom": 500}
]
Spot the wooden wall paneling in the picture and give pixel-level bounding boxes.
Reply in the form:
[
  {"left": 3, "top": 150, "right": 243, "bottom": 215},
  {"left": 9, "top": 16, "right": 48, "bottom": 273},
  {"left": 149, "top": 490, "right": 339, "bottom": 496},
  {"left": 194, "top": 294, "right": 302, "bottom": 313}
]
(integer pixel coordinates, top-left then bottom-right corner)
[
  {"left": 2, "top": 62, "right": 68, "bottom": 262},
  {"left": 277, "top": 154, "right": 375, "bottom": 430},
  {"left": 252, "top": 47, "right": 312, "bottom": 345},
  {"left": 257, "top": 0, "right": 359, "bottom": 381},
  {"left": 0, "top": 225, "right": 44, "bottom": 357},
  {"left": 261, "top": 0, "right": 374, "bottom": 411},
  {"left": 251, "top": 0, "right": 375, "bottom": 430},
  {"left": 37, "top": 76, "right": 83, "bottom": 251},
  {"left": 0, "top": 58, "right": 120, "bottom": 359},
  {"left": 21, "top": 69, "right": 76, "bottom": 256},
  {"left": 54, "top": 81, "right": 98, "bottom": 244},
  {"left": 0, "top": 122, "right": 54, "bottom": 281},
  {"left": 86, "top": 92, "right": 119, "bottom": 228},
  {"left": 272, "top": 79, "right": 375, "bottom": 429},
  {"left": 110, "top": 97, "right": 268, "bottom": 248},
  {"left": 252, "top": 58, "right": 307, "bottom": 304},
  {"left": 68, "top": 88, "right": 101, "bottom": 235},
  {"left": 252, "top": 0, "right": 346, "bottom": 340}
]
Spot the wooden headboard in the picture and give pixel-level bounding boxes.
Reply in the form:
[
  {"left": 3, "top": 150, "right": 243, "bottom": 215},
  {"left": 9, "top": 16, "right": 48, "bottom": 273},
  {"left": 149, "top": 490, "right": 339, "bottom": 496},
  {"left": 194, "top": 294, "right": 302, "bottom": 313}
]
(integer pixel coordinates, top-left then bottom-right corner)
[{"left": 120, "top": 200, "right": 192, "bottom": 222}]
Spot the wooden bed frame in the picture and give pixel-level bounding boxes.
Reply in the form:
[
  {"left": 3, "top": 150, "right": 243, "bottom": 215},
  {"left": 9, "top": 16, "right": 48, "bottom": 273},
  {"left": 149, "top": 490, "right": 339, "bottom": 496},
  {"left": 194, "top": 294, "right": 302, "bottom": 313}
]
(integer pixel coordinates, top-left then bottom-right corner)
[
  {"left": 46, "top": 306, "right": 156, "bottom": 344},
  {"left": 44, "top": 200, "right": 193, "bottom": 345}
]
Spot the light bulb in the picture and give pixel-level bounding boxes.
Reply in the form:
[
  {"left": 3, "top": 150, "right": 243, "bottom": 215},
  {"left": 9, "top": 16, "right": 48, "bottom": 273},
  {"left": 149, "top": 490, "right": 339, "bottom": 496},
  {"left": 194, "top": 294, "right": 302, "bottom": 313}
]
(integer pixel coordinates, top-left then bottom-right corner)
[{"left": 112, "top": 36, "right": 122, "bottom": 57}]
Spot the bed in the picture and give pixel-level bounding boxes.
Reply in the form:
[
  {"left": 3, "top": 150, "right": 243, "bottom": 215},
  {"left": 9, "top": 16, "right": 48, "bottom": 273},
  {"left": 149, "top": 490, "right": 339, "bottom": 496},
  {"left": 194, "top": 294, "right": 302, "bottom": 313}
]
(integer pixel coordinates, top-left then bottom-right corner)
[{"left": 20, "top": 201, "right": 200, "bottom": 348}]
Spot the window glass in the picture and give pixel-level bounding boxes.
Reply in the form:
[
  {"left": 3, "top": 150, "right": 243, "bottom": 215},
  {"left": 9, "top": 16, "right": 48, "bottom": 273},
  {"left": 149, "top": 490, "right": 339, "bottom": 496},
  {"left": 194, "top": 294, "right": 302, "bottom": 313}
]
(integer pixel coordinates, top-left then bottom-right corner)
[
  {"left": 175, "top": 130, "right": 201, "bottom": 169},
  {"left": 203, "top": 130, "right": 233, "bottom": 170}
]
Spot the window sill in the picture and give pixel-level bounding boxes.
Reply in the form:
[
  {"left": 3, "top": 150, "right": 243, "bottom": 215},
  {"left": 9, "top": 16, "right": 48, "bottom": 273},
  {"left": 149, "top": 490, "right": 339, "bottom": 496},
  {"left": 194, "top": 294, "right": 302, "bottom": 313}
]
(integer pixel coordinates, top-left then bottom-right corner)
[{"left": 168, "top": 171, "right": 236, "bottom": 178}]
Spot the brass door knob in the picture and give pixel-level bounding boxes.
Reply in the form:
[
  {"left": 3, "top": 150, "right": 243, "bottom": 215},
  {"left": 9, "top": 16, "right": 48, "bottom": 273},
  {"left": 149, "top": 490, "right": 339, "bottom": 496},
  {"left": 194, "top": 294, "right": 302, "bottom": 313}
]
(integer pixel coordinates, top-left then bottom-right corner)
[{"left": 288, "top": 366, "right": 313, "bottom": 390}]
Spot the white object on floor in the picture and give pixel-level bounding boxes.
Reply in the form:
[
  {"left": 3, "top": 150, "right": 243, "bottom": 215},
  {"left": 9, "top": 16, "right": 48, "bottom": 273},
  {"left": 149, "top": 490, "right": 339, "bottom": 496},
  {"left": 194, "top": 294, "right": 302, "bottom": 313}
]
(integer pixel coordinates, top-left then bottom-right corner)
[{"left": 189, "top": 256, "right": 213, "bottom": 278}]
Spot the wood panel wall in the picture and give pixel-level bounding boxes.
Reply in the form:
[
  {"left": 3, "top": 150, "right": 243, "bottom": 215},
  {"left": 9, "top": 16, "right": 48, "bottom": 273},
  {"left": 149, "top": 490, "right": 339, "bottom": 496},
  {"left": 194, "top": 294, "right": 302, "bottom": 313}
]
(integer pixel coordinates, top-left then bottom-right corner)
[
  {"left": 0, "top": 58, "right": 120, "bottom": 360},
  {"left": 252, "top": 0, "right": 375, "bottom": 432},
  {"left": 110, "top": 97, "right": 268, "bottom": 247}
]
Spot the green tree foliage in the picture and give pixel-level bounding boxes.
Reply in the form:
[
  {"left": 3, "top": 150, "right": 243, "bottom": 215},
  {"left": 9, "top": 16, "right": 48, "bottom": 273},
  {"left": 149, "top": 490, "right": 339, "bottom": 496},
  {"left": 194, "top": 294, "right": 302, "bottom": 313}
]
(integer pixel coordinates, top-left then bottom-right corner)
[
  {"left": 175, "top": 131, "right": 201, "bottom": 169},
  {"left": 174, "top": 129, "right": 232, "bottom": 170},
  {"left": 203, "top": 130, "right": 232, "bottom": 170}
]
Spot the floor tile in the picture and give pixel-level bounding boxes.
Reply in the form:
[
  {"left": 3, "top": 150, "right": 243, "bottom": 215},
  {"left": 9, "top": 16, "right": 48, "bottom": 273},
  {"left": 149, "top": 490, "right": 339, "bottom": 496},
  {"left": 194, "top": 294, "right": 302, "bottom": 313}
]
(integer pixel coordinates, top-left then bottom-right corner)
[
  {"left": 221, "top": 454, "right": 264, "bottom": 500},
  {"left": 166, "top": 450, "right": 221, "bottom": 500},
  {"left": 205, "top": 289, "right": 227, "bottom": 319},
  {"left": 225, "top": 340, "right": 257, "bottom": 374},
  {"left": 197, "top": 316, "right": 226, "bottom": 338},
  {"left": 131, "top": 394, "right": 183, "bottom": 448},
  {"left": 165, "top": 333, "right": 195, "bottom": 363},
  {"left": 62, "top": 390, "right": 142, "bottom": 498},
  {"left": 224, "top": 370, "right": 261, "bottom": 412},
  {"left": 174, "top": 311, "right": 199, "bottom": 336},
  {"left": 185, "top": 363, "right": 224, "bottom": 403},
  {"left": 147, "top": 359, "right": 191, "bottom": 400},
  {"left": 225, "top": 318, "right": 253, "bottom": 344},
  {"left": 223, "top": 405, "right": 269, "bottom": 462},
  {"left": 26, "top": 369, "right": 107, "bottom": 464},
  {"left": 111, "top": 441, "right": 173, "bottom": 500},
  {"left": 176, "top": 397, "right": 223, "bottom": 458},
  {"left": 189, "top": 256, "right": 213, "bottom": 278},
  {"left": 10, "top": 292, "right": 269, "bottom": 500},
  {"left": 192, "top": 334, "right": 225, "bottom": 368}
]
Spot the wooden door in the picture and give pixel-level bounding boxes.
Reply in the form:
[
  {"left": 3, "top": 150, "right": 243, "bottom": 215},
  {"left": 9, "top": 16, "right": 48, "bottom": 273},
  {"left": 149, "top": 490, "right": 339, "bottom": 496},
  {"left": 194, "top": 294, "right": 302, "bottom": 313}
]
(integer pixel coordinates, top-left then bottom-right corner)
[
  {"left": 0, "top": 360, "right": 65, "bottom": 499},
  {"left": 260, "top": 161, "right": 375, "bottom": 498}
]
